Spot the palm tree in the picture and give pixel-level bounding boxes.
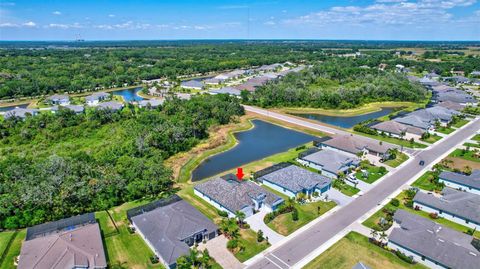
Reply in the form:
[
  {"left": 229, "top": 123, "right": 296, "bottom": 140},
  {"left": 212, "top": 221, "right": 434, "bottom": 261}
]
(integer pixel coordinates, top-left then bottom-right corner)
[
  {"left": 200, "top": 249, "right": 211, "bottom": 268},
  {"left": 235, "top": 210, "right": 246, "bottom": 227},
  {"left": 188, "top": 248, "right": 199, "bottom": 267},
  {"left": 370, "top": 229, "right": 378, "bottom": 240},
  {"left": 379, "top": 231, "right": 388, "bottom": 243}
]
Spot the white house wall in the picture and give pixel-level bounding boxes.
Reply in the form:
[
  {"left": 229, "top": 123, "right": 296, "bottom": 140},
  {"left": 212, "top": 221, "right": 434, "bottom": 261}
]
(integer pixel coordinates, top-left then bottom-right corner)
[
  {"left": 439, "top": 180, "right": 480, "bottom": 195},
  {"left": 413, "top": 202, "right": 480, "bottom": 230},
  {"left": 387, "top": 241, "right": 447, "bottom": 269}
]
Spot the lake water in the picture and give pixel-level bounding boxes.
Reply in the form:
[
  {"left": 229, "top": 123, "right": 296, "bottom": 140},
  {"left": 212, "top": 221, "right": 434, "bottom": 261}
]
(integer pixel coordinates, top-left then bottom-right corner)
[
  {"left": 112, "top": 87, "right": 144, "bottom": 102},
  {"left": 292, "top": 107, "right": 396, "bottom": 128},
  {"left": 191, "top": 119, "right": 315, "bottom": 181},
  {"left": 0, "top": 103, "right": 29, "bottom": 112}
]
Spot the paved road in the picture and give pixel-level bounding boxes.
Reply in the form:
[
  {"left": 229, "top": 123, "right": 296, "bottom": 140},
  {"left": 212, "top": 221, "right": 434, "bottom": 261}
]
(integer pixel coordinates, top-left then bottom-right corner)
[
  {"left": 246, "top": 110, "right": 480, "bottom": 269},
  {"left": 244, "top": 105, "right": 417, "bottom": 155}
]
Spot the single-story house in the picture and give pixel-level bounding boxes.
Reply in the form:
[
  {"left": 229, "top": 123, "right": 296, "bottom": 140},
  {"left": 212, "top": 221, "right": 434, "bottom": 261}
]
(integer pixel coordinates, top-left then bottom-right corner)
[
  {"left": 3, "top": 107, "right": 39, "bottom": 120},
  {"left": 256, "top": 163, "right": 332, "bottom": 198},
  {"left": 436, "top": 92, "right": 477, "bottom": 105},
  {"left": 394, "top": 105, "right": 460, "bottom": 130},
  {"left": 438, "top": 170, "right": 480, "bottom": 195},
  {"left": 18, "top": 213, "right": 107, "bottom": 269},
  {"left": 96, "top": 101, "right": 124, "bottom": 111},
  {"left": 51, "top": 105, "right": 85, "bottom": 114},
  {"left": 413, "top": 188, "right": 480, "bottom": 230},
  {"left": 388, "top": 209, "right": 479, "bottom": 269},
  {"left": 194, "top": 175, "right": 284, "bottom": 218},
  {"left": 297, "top": 148, "right": 360, "bottom": 178},
  {"left": 394, "top": 114, "right": 433, "bottom": 131},
  {"left": 138, "top": 99, "right": 164, "bottom": 108},
  {"left": 46, "top": 94, "right": 70, "bottom": 106},
  {"left": 85, "top": 92, "right": 110, "bottom": 106},
  {"left": 371, "top": 120, "right": 424, "bottom": 139},
  {"left": 209, "top": 87, "right": 241, "bottom": 96},
  {"left": 319, "top": 135, "right": 392, "bottom": 159},
  {"left": 129, "top": 196, "right": 217, "bottom": 269},
  {"left": 180, "top": 80, "right": 203, "bottom": 90},
  {"left": 437, "top": 101, "right": 465, "bottom": 111}
]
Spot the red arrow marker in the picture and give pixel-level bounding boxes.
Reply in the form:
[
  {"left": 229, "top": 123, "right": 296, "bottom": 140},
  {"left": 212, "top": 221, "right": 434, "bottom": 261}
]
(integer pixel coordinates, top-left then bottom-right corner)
[{"left": 236, "top": 168, "right": 244, "bottom": 180}]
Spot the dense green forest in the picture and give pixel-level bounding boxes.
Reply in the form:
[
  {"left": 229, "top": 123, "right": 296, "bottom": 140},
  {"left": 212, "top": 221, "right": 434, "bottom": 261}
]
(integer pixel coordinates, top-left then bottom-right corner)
[
  {"left": 243, "top": 58, "right": 428, "bottom": 109},
  {"left": 0, "top": 94, "right": 244, "bottom": 229}
]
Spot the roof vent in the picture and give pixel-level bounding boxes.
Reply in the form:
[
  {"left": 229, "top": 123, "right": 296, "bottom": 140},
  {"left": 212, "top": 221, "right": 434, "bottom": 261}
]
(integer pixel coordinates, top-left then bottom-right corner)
[
  {"left": 469, "top": 252, "right": 477, "bottom": 257},
  {"left": 427, "top": 229, "right": 434, "bottom": 234},
  {"left": 438, "top": 238, "right": 445, "bottom": 243}
]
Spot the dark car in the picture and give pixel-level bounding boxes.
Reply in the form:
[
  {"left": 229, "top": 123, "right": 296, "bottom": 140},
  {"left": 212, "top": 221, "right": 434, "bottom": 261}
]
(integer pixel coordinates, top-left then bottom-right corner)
[{"left": 419, "top": 160, "right": 425, "bottom": 166}]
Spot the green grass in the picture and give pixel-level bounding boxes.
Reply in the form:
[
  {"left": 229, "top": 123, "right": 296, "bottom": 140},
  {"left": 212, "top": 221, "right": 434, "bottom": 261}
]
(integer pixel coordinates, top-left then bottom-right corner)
[
  {"left": 420, "top": 134, "right": 442, "bottom": 144},
  {"left": 472, "top": 134, "right": 480, "bottom": 141},
  {"left": 353, "top": 131, "right": 427, "bottom": 149},
  {"left": 384, "top": 152, "right": 409, "bottom": 168},
  {"left": 0, "top": 230, "right": 25, "bottom": 269},
  {"left": 234, "top": 229, "right": 270, "bottom": 262},
  {"left": 0, "top": 232, "right": 15, "bottom": 262},
  {"left": 435, "top": 126, "right": 455, "bottom": 134},
  {"left": 355, "top": 164, "right": 387, "bottom": 184},
  {"left": 452, "top": 119, "right": 469, "bottom": 128},
  {"left": 266, "top": 200, "right": 337, "bottom": 236},
  {"left": 464, "top": 142, "right": 480, "bottom": 148},
  {"left": 411, "top": 171, "right": 443, "bottom": 191},
  {"left": 450, "top": 149, "right": 480, "bottom": 162},
  {"left": 333, "top": 180, "right": 360, "bottom": 196},
  {"left": 304, "top": 232, "right": 427, "bottom": 269},
  {"left": 178, "top": 185, "right": 222, "bottom": 222}
]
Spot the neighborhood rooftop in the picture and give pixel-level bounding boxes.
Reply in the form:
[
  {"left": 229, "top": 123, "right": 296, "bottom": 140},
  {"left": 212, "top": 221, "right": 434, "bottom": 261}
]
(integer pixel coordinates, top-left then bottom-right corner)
[
  {"left": 439, "top": 170, "right": 480, "bottom": 190},
  {"left": 258, "top": 164, "right": 332, "bottom": 194},
  {"left": 389, "top": 209, "right": 480, "bottom": 269},
  {"left": 414, "top": 188, "right": 480, "bottom": 225},
  {"left": 299, "top": 149, "right": 360, "bottom": 175},
  {"left": 371, "top": 120, "right": 424, "bottom": 136},
  {"left": 4, "top": 107, "right": 38, "bottom": 119},
  {"left": 130, "top": 197, "right": 217, "bottom": 267},
  {"left": 322, "top": 134, "right": 391, "bottom": 155}
]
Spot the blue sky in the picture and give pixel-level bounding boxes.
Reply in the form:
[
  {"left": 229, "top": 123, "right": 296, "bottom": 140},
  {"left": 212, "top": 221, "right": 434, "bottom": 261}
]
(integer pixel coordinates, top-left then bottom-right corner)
[{"left": 0, "top": 0, "right": 479, "bottom": 41}]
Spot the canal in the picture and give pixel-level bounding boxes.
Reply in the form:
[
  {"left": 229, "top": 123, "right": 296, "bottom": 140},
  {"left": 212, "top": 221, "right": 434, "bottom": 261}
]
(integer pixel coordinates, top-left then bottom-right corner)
[
  {"left": 0, "top": 103, "right": 29, "bottom": 112},
  {"left": 291, "top": 107, "right": 397, "bottom": 128},
  {"left": 112, "top": 87, "right": 144, "bottom": 102},
  {"left": 191, "top": 119, "right": 315, "bottom": 181}
]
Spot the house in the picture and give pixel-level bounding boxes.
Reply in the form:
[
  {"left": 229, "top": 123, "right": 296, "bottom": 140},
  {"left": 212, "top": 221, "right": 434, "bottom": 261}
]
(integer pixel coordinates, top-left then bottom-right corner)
[
  {"left": 424, "top": 72, "right": 441, "bottom": 81},
  {"left": 3, "top": 107, "right": 39, "bottom": 120},
  {"left": 319, "top": 135, "right": 392, "bottom": 159},
  {"left": 413, "top": 188, "right": 480, "bottom": 230},
  {"left": 46, "top": 94, "right": 70, "bottom": 106},
  {"left": 439, "top": 170, "right": 480, "bottom": 195},
  {"left": 235, "top": 76, "right": 270, "bottom": 92},
  {"left": 297, "top": 148, "right": 360, "bottom": 178},
  {"left": 194, "top": 175, "right": 284, "bottom": 218},
  {"left": 471, "top": 71, "right": 480, "bottom": 77},
  {"left": 128, "top": 195, "right": 217, "bottom": 269},
  {"left": 394, "top": 114, "right": 433, "bottom": 130},
  {"left": 388, "top": 209, "right": 480, "bottom": 269},
  {"left": 96, "top": 101, "right": 124, "bottom": 111},
  {"left": 436, "top": 91, "right": 477, "bottom": 105},
  {"left": 203, "top": 78, "right": 222, "bottom": 85},
  {"left": 437, "top": 100, "right": 465, "bottom": 111},
  {"left": 18, "top": 213, "right": 107, "bottom": 269},
  {"left": 371, "top": 120, "right": 424, "bottom": 139},
  {"left": 138, "top": 99, "right": 164, "bottom": 108},
  {"left": 394, "top": 106, "right": 460, "bottom": 130},
  {"left": 209, "top": 87, "right": 241, "bottom": 96},
  {"left": 85, "top": 92, "right": 110, "bottom": 106},
  {"left": 180, "top": 80, "right": 203, "bottom": 90},
  {"left": 51, "top": 105, "right": 85, "bottom": 114},
  {"left": 256, "top": 163, "right": 332, "bottom": 198}
]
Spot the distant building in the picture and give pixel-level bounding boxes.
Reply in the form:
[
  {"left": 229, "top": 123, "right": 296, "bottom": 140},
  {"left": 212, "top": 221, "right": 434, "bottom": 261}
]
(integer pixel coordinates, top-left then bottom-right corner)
[
  {"left": 18, "top": 213, "right": 107, "bottom": 269},
  {"left": 96, "top": 101, "right": 124, "bottom": 111},
  {"left": 3, "top": 107, "right": 39, "bottom": 120},
  {"left": 85, "top": 92, "right": 110, "bottom": 106},
  {"left": 194, "top": 175, "right": 284, "bottom": 218},
  {"left": 388, "top": 209, "right": 480, "bottom": 269},
  {"left": 203, "top": 78, "right": 222, "bottom": 85},
  {"left": 46, "top": 94, "right": 70, "bottom": 106},
  {"left": 439, "top": 170, "right": 480, "bottom": 195},
  {"left": 138, "top": 99, "right": 164, "bottom": 108},
  {"left": 256, "top": 163, "right": 332, "bottom": 198},
  {"left": 209, "top": 87, "right": 241, "bottom": 96},
  {"left": 129, "top": 196, "right": 217, "bottom": 269},
  {"left": 413, "top": 188, "right": 480, "bottom": 230},
  {"left": 180, "top": 80, "right": 203, "bottom": 90},
  {"left": 297, "top": 148, "right": 360, "bottom": 178},
  {"left": 51, "top": 105, "right": 85, "bottom": 114},
  {"left": 371, "top": 120, "right": 425, "bottom": 139},
  {"left": 319, "top": 135, "right": 392, "bottom": 159}
]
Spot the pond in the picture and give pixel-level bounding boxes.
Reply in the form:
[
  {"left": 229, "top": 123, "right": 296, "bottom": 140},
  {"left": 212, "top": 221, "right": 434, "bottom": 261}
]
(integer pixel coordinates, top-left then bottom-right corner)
[
  {"left": 0, "top": 103, "right": 29, "bottom": 112},
  {"left": 191, "top": 119, "right": 315, "bottom": 181},
  {"left": 291, "top": 107, "right": 398, "bottom": 128},
  {"left": 111, "top": 87, "right": 144, "bottom": 102}
]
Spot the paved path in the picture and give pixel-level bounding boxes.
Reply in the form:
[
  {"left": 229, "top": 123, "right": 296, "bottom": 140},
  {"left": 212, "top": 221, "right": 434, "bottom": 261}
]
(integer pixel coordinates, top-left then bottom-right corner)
[
  {"left": 246, "top": 210, "right": 284, "bottom": 245},
  {"left": 245, "top": 111, "right": 480, "bottom": 269},
  {"left": 324, "top": 188, "right": 353, "bottom": 206},
  {"left": 198, "top": 235, "right": 245, "bottom": 269}
]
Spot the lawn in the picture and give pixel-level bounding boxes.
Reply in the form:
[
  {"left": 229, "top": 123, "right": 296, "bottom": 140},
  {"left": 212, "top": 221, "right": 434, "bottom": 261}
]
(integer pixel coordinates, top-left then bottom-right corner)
[
  {"left": 0, "top": 230, "right": 25, "bottom": 269},
  {"left": 0, "top": 232, "right": 15, "bottom": 262},
  {"left": 303, "top": 232, "right": 427, "bottom": 269},
  {"left": 411, "top": 171, "right": 443, "bottom": 192},
  {"left": 355, "top": 163, "right": 387, "bottom": 184},
  {"left": 333, "top": 179, "right": 360, "bottom": 196},
  {"left": 384, "top": 152, "right": 409, "bottom": 168},
  {"left": 450, "top": 148, "right": 480, "bottom": 162},
  {"left": 178, "top": 185, "right": 223, "bottom": 222},
  {"left": 452, "top": 119, "right": 469, "bottom": 128},
  {"left": 234, "top": 229, "right": 270, "bottom": 262},
  {"left": 266, "top": 200, "right": 337, "bottom": 236},
  {"left": 464, "top": 142, "right": 480, "bottom": 148},
  {"left": 472, "top": 134, "right": 480, "bottom": 141},
  {"left": 420, "top": 134, "right": 442, "bottom": 144},
  {"left": 435, "top": 126, "right": 455, "bottom": 134}
]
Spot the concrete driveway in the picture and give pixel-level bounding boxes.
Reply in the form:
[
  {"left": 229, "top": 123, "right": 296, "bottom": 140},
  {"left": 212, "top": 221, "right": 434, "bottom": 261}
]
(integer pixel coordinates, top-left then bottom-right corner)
[
  {"left": 324, "top": 188, "right": 354, "bottom": 206},
  {"left": 198, "top": 235, "right": 245, "bottom": 269},
  {"left": 245, "top": 210, "right": 285, "bottom": 245}
]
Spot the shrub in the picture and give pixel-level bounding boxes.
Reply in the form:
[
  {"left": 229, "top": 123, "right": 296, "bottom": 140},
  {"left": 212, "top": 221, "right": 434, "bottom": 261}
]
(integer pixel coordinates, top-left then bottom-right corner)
[
  {"left": 264, "top": 212, "right": 275, "bottom": 223},
  {"left": 296, "top": 145, "right": 306, "bottom": 151},
  {"left": 257, "top": 230, "right": 264, "bottom": 242},
  {"left": 379, "top": 166, "right": 387, "bottom": 174},
  {"left": 404, "top": 200, "right": 414, "bottom": 208},
  {"left": 227, "top": 239, "right": 238, "bottom": 250},
  {"left": 150, "top": 256, "right": 159, "bottom": 264},
  {"left": 218, "top": 210, "right": 229, "bottom": 218},
  {"left": 429, "top": 212, "right": 438, "bottom": 219},
  {"left": 395, "top": 250, "right": 414, "bottom": 264},
  {"left": 390, "top": 198, "right": 400, "bottom": 207},
  {"left": 292, "top": 208, "right": 299, "bottom": 221}
]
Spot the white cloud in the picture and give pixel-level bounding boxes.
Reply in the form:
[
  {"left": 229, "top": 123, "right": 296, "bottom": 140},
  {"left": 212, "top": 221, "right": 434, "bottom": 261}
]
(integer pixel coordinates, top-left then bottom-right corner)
[
  {"left": 52, "top": 11, "right": 61, "bottom": 15},
  {"left": 46, "top": 23, "right": 82, "bottom": 29},
  {"left": 108, "top": 14, "right": 115, "bottom": 18},
  {"left": 23, "top": 21, "right": 36, "bottom": 27},
  {"left": 264, "top": 21, "right": 276, "bottom": 26},
  {"left": 0, "top": 22, "right": 18, "bottom": 28}
]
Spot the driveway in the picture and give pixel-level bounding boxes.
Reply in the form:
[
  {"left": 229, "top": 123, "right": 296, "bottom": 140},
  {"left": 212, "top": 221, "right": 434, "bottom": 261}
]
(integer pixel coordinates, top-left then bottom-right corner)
[
  {"left": 324, "top": 188, "right": 354, "bottom": 206},
  {"left": 245, "top": 210, "right": 285, "bottom": 245},
  {"left": 198, "top": 235, "right": 245, "bottom": 269}
]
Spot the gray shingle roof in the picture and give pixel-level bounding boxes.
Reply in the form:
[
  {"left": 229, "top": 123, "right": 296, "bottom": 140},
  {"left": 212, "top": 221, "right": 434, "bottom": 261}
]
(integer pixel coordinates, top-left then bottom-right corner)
[
  {"left": 51, "top": 105, "right": 85, "bottom": 113},
  {"left": 96, "top": 101, "right": 123, "bottom": 111},
  {"left": 194, "top": 177, "right": 284, "bottom": 213},
  {"left": 138, "top": 99, "right": 164, "bottom": 108},
  {"left": 371, "top": 120, "right": 425, "bottom": 136},
  {"left": 439, "top": 170, "right": 480, "bottom": 190},
  {"left": 299, "top": 149, "right": 359, "bottom": 175},
  {"left": 394, "top": 115, "right": 432, "bottom": 130},
  {"left": 131, "top": 199, "right": 217, "bottom": 267},
  {"left": 85, "top": 92, "right": 110, "bottom": 102},
  {"left": 259, "top": 164, "right": 332, "bottom": 193},
  {"left": 4, "top": 107, "right": 38, "bottom": 119},
  {"left": 47, "top": 94, "right": 69, "bottom": 102},
  {"left": 322, "top": 135, "right": 391, "bottom": 155},
  {"left": 414, "top": 188, "right": 480, "bottom": 225},
  {"left": 389, "top": 209, "right": 480, "bottom": 269},
  {"left": 181, "top": 80, "right": 203, "bottom": 89},
  {"left": 209, "top": 87, "right": 241, "bottom": 96}
]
